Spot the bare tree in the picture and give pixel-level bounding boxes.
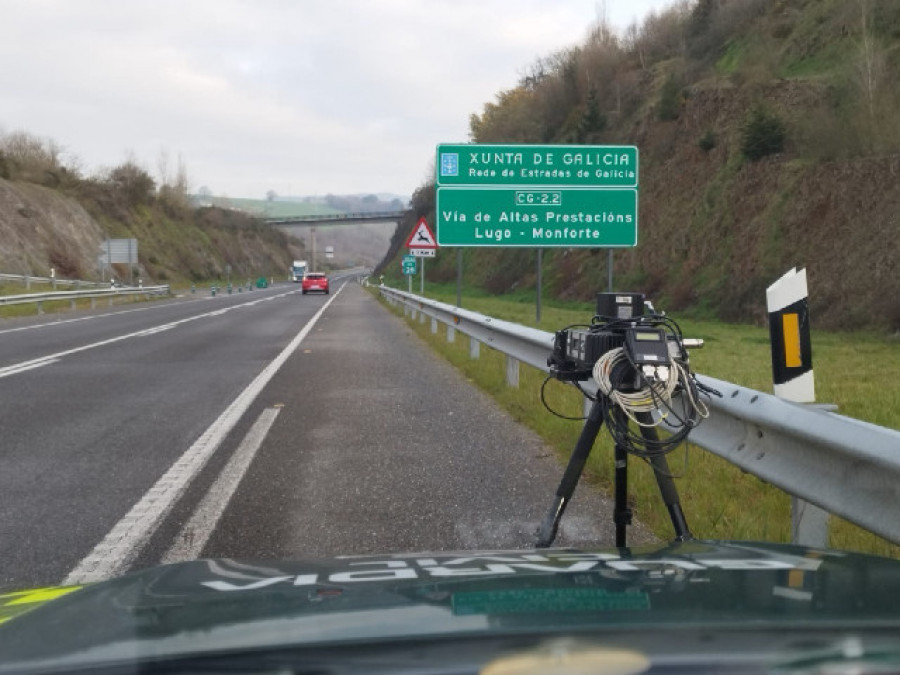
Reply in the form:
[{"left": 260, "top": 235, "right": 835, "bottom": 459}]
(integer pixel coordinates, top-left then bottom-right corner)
[
  {"left": 857, "top": 0, "right": 883, "bottom": 122},
  {"left": 157, "top": 147, "right": 170, "bottom": 188}
]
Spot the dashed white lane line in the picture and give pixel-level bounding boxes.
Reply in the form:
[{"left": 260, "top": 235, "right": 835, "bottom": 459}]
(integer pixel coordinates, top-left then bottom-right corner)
[
  {"left": 161, "top": 406, "right": 281, "bottom": 564},
  {"left": 0, "top": 291, "right": 298, "bottom": 380},
  {"left": 63, "top": 284, "right": 345, "bottom": 584}
]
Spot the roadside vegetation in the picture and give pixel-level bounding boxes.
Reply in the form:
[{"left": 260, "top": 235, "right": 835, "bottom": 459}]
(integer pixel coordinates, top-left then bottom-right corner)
[
  {"left": 0, "top": 130, "right": 304, "bottom": 287},
  {"left": 373, "top": 283, "right": 900, "bottom": 558},
  {"left": 378, "top": 0, "right": 900, "bottom": 333}
]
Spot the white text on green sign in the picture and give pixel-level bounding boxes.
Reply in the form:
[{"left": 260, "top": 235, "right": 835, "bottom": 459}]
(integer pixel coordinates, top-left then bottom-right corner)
[
  {"left": 436, "top": 188, "right": 637, "bottom": 247},
  {"left": 436, "top": 144, "right": 638, "bottom": 188}
]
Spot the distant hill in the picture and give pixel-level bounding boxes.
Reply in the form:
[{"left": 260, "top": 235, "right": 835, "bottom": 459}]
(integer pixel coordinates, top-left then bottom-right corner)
[
  {"left": 196, "top": 193, "right": 408, "bottom": 220},
  {"left": 196, "top": 196, "right": 343, "bottom": 220},
  {"left": 196, "top": 194, "right": 407, "bottom": 269}
]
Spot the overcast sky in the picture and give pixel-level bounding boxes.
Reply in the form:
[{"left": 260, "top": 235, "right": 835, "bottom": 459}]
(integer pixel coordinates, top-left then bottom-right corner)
[{"left": 1, "top": 0, "right": 680, "bottom": 200}]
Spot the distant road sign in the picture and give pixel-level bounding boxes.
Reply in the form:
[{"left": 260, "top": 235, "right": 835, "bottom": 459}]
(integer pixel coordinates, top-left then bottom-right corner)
[
  {"left": 101, "top": 238, "right": 138, "bottom": 264},
  {"left": 402, "top": 255, "right": 417, "bottom": 275},
  {"left": 436, "top": 187, "right": 637, "bottom": 247},
  {"left": 436, "top": 144, "right": 638, "bottom": 188},
  {"left": 409, "top": 248, "right": 436, "bottom": 257},
  {"left": 404, "top": 217, "right": 438, "bottom": 249}
]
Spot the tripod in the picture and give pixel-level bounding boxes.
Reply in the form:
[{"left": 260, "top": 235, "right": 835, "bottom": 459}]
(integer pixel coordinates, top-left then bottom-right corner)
[{"left": 536, "top": 394, "right": 692, "bottom": 548}]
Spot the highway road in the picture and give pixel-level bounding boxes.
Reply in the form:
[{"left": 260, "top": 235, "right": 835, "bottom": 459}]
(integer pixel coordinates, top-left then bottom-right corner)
[{"left": 0, "top": 277, "right": 650, "bottom": 593}]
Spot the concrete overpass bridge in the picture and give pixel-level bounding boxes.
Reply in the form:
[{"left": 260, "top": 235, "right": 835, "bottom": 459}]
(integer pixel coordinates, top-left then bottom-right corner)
[
  {"left": 266, "top": 210, "right": 408, "bottom": 269},
  {"left": 264, "top": 210, "right": 408, "bottom": 226}
]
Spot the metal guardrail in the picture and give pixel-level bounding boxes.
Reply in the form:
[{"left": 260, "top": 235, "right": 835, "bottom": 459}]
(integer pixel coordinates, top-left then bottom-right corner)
[
  {"left": 377, "top": 285, "right": 900, "bottom": 544},
  {"left": 0, "top": 272, "right": 110, "bottom": 289},
  {"left": 0, "top": 285, "right": 170, "bottom": 308}
]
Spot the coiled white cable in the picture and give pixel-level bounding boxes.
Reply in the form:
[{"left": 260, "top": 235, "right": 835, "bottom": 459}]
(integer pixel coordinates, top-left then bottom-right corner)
[{"left": 592, "top": 348, "right": 680, "bottom": 426}]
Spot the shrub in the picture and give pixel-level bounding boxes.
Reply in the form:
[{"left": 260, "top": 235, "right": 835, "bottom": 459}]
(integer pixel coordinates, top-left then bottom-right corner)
[
  {"left": 658, "top": 75, "right": 682, "bottom": 121},
  {"left": 107, "top": 161, "right": 155, "bottom": 206},
  {"left": 698, "top": 129, "right": 717, "bottom": 152},
  {"left": 741, "top": 105, "right": 785, "bottom": 160}
]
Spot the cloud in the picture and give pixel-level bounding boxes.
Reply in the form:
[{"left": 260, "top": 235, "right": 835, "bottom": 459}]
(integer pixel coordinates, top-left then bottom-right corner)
[{"left": 0, "top": 0, "right": 678, "bottom": 198}]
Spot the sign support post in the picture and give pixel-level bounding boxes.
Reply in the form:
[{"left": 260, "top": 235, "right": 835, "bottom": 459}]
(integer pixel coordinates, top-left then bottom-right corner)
[
  {"left": 456, "top": 249, "right": 462, "bottom": 308},
  {"left": 608, "top": 250, "right": 614, "bottom": 292}
]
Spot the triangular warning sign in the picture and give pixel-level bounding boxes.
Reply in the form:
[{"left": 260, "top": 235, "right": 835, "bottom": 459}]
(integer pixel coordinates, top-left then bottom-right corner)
[{"left": 404, "top": 217, "right": 438, "bottom": 249}]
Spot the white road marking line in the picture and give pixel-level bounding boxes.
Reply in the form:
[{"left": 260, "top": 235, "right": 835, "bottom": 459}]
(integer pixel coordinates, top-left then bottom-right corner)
[
  {"left": 0, "top": 291, "right": 296, "bottom": 379},
  {"left": 0, "top": 358, "right": 61, "bottom": 379},
  {"left": 161, "top": 407, "right": 281, "bottom": 564},
  {"left": 63, "top": 284, "right": 345, "bottom": 584},
  {"left": 0, "top": 295, "right": 205, "bottom": 335}
]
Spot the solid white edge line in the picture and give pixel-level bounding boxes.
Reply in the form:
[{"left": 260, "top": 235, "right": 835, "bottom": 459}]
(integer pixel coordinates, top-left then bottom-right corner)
[
  {"left": 161, "top": 407, "right": 281, "bottom": 564},
  {"left": 63, "top": 284, "right": 345, "bottom": 584}
]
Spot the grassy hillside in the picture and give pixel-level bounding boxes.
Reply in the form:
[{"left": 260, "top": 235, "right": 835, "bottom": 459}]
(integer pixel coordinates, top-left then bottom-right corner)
[
  {"left": 378, "top": 0, "right": 900, "bottom": 332},
  {"left": 0, "top": 142, "right": 304, "bottom": 285}
]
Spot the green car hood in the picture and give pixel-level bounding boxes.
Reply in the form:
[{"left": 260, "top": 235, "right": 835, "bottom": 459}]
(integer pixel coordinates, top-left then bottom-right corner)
[{"left": 2, "top": 540, "right": 900, "bottom": 672}]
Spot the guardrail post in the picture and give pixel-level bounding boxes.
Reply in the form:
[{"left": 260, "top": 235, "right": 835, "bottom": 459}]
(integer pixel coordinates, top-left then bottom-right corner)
[
  {"left": 25, "top": 276, "right": 31, "bottom": 290},
  {"left": 70, "top": 299, "right": 76, "bottom": 311},
  {"left": 37, "top": 301, "right": 43, "bottom": 315},
  {"left": 792, "top": 500, "right": 829, "bottom": 549},
  {"left": 419, "top": 311, "right": 426, "bottom": 324},
  {"left": 470, "top": 337, "right": 480, "bottom": 359},
  {"left": 91, "top": 297, "right": 96, "bottom": 310},
  {"left": 431, "top": 317, "right": 438, "bottom": 334},
  {"left": 506, "top": 355, "right": 519, "bottom": 388},
  {"left": 447, "top": 325, "right": 455, "bottom": 343}
]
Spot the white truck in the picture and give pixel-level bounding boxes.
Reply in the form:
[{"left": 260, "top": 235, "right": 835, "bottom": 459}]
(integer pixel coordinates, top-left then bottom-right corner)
[{"left": 291, "top": 260, "right": 308, "bottom": 282}]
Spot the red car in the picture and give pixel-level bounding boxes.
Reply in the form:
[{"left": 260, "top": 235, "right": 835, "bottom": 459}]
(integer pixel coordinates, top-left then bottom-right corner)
[{"left": 301, "top": 273, "right": 329, "bottom": 295}]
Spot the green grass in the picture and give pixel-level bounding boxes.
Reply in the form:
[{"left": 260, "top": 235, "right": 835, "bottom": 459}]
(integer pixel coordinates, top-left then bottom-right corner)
[
  {"left": 716, "top": 40, "right": 747, "bottom": 75},
  {"left": 375, "top": 285, "right": 900, "bottom": 558}
]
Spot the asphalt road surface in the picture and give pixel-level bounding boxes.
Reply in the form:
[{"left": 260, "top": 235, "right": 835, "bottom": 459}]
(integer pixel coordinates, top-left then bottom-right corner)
[{"left": 0, "top": 278, "right": 652, "bottom": 593}]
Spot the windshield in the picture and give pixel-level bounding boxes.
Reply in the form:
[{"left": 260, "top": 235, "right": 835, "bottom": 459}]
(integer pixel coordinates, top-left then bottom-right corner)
[{"left": 2, "top": 0, "right": 900, "bottom": 672}]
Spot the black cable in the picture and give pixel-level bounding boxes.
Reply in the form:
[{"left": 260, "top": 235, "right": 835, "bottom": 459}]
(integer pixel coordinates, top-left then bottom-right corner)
[{"left": 540, "top": 375, "right": 587, "bottom": 421}]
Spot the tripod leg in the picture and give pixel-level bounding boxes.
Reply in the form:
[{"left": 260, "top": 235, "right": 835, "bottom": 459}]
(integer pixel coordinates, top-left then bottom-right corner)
[
  {"left": 613, "top": 442, "right": 631, "bottom": 547},
  {"left": 635, "top": 412, "right": 692, "bottom": 541},
  {"left": 536, "top": 397, "right": 605, "bottom": 548}
]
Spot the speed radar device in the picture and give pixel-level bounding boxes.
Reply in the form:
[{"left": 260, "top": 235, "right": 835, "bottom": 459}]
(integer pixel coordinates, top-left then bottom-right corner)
[{"left": 538, "top": 293, "right": 719, "bottom": 548}]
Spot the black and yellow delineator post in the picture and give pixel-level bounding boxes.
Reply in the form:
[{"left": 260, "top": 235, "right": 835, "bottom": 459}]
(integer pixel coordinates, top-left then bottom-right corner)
[
  {"left": 767, "top": 268, "right": 826, "bottom": 546},
  {"left": 767, "top": 268, "right": 814, "bottom": 403}
]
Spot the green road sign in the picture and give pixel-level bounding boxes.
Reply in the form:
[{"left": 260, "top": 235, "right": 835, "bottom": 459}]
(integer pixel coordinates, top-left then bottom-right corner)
[
  {"left": 402, "top": 255, "right": 417, "bottom": 275},
  {"left": 436, "top": 187, "right": 637, "bottom": 247},
  {"left": 437, "top": 144, "right": 638, "bottom": 188}
]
